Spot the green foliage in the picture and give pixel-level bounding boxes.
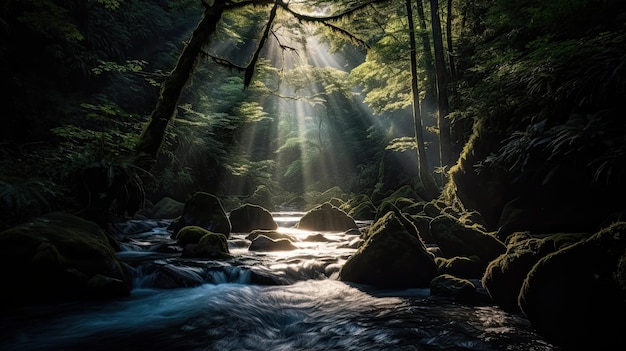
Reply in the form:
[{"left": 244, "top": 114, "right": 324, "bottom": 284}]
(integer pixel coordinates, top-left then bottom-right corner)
[
  {"left": 97, "top": 0, "right": 122, "bottom": 11},
  {"left": 17, "top": 0, "right": 84, "bottom": 41},
  {"left": 92, "top": 60, "right": 147, "bottom": 75},
  {"left": 51, "top": 102, "right": 141, "bottom": 165},
  {"left": 386, "top": 137, "right": 417, "bottom": 152},
  {"left": 486, "top": 0, "right": 591, "bottom": 33},
  {"left": 0, "top": 179, "right": 59, "bottom": 230},
  {"left": 351, "top": 61, "right": 412, "bottom": 114},
  {"left": 446, "top": 0, "right": 626, "bottom": 223},
  {"left": 233, "top": 102, "right": 270, "bottom": 122},
  {"left": 477, "top": 111, "right": 626, "bottom": 184},
  {"left": 75, "top": 160, "right": 146, "bottom": 219}
]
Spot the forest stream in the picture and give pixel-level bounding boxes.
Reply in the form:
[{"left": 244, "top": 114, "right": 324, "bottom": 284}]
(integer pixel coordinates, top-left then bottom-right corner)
[{"left": 0, "top": 212, "right": 561, "bottom": 351}]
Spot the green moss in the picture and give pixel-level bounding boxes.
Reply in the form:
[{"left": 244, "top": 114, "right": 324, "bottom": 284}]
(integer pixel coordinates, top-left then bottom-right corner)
[{"left": 177, "top": 225, "right": 211, "bottom": 246}]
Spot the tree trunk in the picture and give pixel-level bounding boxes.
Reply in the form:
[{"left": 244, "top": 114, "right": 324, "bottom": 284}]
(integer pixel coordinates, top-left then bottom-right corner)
[
  {"left": 446, "top": 0, "right": 457, "bottom": 80},
  {"left": 406, "top": 0, "right": 440, "bottom": 200},
  {"left": 133, "top": 1, "right": 226, "bottom": 169},
  {"left": 446, "top": 0, "right": 464, "bottom": 150},
  {"left": 416, "top": 0, "right": 437, "bottom": 113},
  {"left": 429, "top": 0, "right": 453, "bottom": 173}
]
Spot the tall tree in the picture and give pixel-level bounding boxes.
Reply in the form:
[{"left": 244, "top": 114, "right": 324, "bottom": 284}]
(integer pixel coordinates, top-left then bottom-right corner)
[
  {"left": 133, "top": 0, "right": 387, "bottom": 169},
  {"left": 429, "top": 0, "right": 453, "bottom": 171},
  {"left": 406, "top": 0, "right": 440, "bottom": 199},
  {"left": 446, "top": 0, "right": 457, "bottom": 80},
  {"left": 415, "top": 0, "right": 437, "bottom": 113},
  {"left": 134, "top": 1, "right": 227, "bottom": 168}
]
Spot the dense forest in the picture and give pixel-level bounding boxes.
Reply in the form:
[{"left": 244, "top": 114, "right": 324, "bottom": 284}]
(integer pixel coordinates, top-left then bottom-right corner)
[
  {"left": 1, "top": 0, "right": 626, "bottom": 348},
  {"left": 2, "top": 0, "right": 625, "bottom": 230}
]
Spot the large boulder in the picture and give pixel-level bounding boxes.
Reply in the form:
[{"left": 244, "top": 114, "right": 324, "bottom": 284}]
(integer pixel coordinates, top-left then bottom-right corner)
[
  {"left": 339, "top": 194, "right": 377, "bottom": 221},
  {"left": 244, "top": 185, "right": 276, "bottom": 212},
  {"left": 0, "top": 212, "right": 130, "bottom": 306},
  {"left": 228, "top": 203, "right": 278, "bottom": 233},
  {"left": 144, "top": 196, "right": 184, "bottom": 219},
  {"left": 373, "top": 202, "right": 426, "bottom": 244},
  {"left": 407, "top": 214, "right": 435, "bottom": 244},
  {"left": 339, "top": 211, "right": 439, "bottom": 288},
  {"left": 296, "top": 202, "right": 358, "bottom": 232},
  {"left": 181, "top": 230, "right": 231, "bottom": 259},
  {"left": 496, "top": 197, "right": 617, "bottom": 242},
  {"left": 430, "top": 274, "right": 478, "bottom": 303},
  {"left": 176, "top": 225, "right": 211, "bottom": 246},
  {"left": 248, "top": 235, "right": 298, "bottom": 251},
  {"left": 482, "top": 231, "right": 587, "bottom": 312},
  {"left": 169, "top": 192, "right": 231, "bottom": 239},
  {"left": 429, "top": 214, "right": 506, "bottom": 263},
  {"left": 518, "top": 222, "right": 626, "bottom": 350},
  {"left": 246, "top": 229, "right": 297, "bottom": 242},
  {"left": 435, "top": 255, "right": 485, "bottom": 280}
]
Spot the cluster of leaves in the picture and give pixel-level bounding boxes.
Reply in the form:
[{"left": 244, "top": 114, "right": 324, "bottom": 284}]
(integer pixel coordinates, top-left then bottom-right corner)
[
  {"left": 478, "top": 110, "right": 626, "bottom": 185},
  {"left": 449, "top": 0, "right": 626, "bottom": 208},
  {"left": 0, "top": 179, "right": 59, "bottom": 230},
  {"left": 0, "top": 1, "right": 203, "bottom": 216}
]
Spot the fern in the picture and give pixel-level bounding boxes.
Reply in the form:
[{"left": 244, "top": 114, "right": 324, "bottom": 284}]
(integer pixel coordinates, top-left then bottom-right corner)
[{"left": 0, "top": 179, "right": 59, "bottom": 229}]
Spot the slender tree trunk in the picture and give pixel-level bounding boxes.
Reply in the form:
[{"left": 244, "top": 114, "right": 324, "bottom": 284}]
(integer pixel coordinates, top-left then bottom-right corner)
[
  {"left": 446, "top": 0, "right": 456, "bottom": 80},
  {"left": 133, "top": 1, "right": 226, "bottom": 168},
  {"left": 406, "top": 0, "right": 440, "bottom": 200},
  {"left": 415, "top": 0, "right": 436, "bottom": 112},
  {"left": 429, "top": 0, "right": 453, "bottom": 173},
  {"left": 446, "top": 0, "right": 463, "bottom": 150}
]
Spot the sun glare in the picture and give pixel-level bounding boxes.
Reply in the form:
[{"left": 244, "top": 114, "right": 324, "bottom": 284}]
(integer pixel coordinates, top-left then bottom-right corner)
[{"left": 209, "top": 9, "right": 385, "bottom": 198}]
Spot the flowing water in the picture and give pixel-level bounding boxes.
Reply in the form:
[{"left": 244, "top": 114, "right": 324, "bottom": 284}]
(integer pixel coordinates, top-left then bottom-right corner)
[{"left": 0, "top": 212, "right": 560, "bottom": 351}]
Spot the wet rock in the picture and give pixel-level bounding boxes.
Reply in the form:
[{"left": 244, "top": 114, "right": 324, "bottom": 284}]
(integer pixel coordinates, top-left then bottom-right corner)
[
  {"left": 339, "top": 211, "right": 439, "bottom": 288},
  {"left": 429, "top": 214, "right": 506, "bottom": 263},
  {"left": 137, "top": 263, "right": 207, "bottom": 289},
  {"left": 303, "top": 233, "right": 332, "bottom": 242},
  {"left": 248, "top": 235, "right": 297, "bottom": 251},
  {"left": 518, "top": 222, "right": 626, "bottom": 349},
  {"left": 482, "top": 232, "right": 586, "bottom": 312},
  {"left": 0, "top": 212, "right": 130, "bottom": 306},
  {"left": 169, "top": 192, "right": 231, "bottom": 239},
  {"left": 435, "top": 255, "right": 485, "bottom": 280},
  {"left": 340, "top": 194, "right": 377, "bottom": 220},
  {"left": 296, "top": 202, "right": 358, "bottom": 232},
  {"left": 177, "top": 225, "right": 211, "bottom": 246},
  {"left": 142, "top": 197, "right": 184, "bottom": 219},
  {"left": 228, "top": 203, "right": 278, "bottom": 233},
  {"left": 181, "top": 232, "right": 231, "bottom": 259},
  {"left": 430, "top": 274, "right": 477, "bottom": 303},
  {"left": 246, "top": 229, "right": 297, "bottom": 242}
]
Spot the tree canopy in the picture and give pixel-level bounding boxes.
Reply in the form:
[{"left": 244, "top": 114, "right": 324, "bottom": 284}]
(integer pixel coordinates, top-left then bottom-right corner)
[{"left": 1, "top": 0, "right": 625, "bottom": 231}]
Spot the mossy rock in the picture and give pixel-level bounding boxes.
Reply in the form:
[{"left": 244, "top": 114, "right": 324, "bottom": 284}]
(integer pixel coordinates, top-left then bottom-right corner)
[
  {"left": 429, "top": 214, "right": 506, "bottom": 262},
  {"left": 177, "top": 225, "right": 211, "bottom": 246},
  {"left": 340, "top": 194, "right": 377, "bottom": 221},
  {"left": 229, "top": 203, "right": 278, "bottom": 233},
  {"left": 246, "top": 229, "right": 297, "bottom": 242},
  {"left": 0, "top": 212, "right": 130, "bottom": 306},
  {"left": 483, "top": 232, "right": 588, "bottom": 312},
  {"left": 435, "top": 255, "right": 485, "bottom": 280},
  {"left": 181, "top": 232, "right": 231, "bottom": 259},
  {"left": 339, "top": 211, "right": 438, "bottom": 289},
  {"left": 430, "top": 274, "right": 477, "bottom": 303},
  {"left": 245, "top": 185, "right": 276, "bottom": 212},
  {"left": 371, "top": 202, "right": 423, "bottom": 243},
  {"left": 148, "top": 197, "right": 184, "bottom": 219},
  {"left": 518, "top": 223, "right": 626, "bottom": 349},
  {"left": 248, "top": 235, "right": 297, "bottom": 251},
  {"left": 296, "top": 202, "right": 357, "bottom": 232},
  {"left": 169, "top": 192, "right": 231, "bottom": 239}
]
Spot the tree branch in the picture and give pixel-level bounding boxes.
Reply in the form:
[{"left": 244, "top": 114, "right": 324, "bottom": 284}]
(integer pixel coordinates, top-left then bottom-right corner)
[{"left": 244, "top": 3, "right": 279, "bottom": 88}]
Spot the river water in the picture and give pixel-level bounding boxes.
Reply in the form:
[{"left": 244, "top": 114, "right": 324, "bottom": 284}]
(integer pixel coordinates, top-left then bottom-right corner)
[{"left": 0, "top": 212, "right": 560, "bottom": 350}]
